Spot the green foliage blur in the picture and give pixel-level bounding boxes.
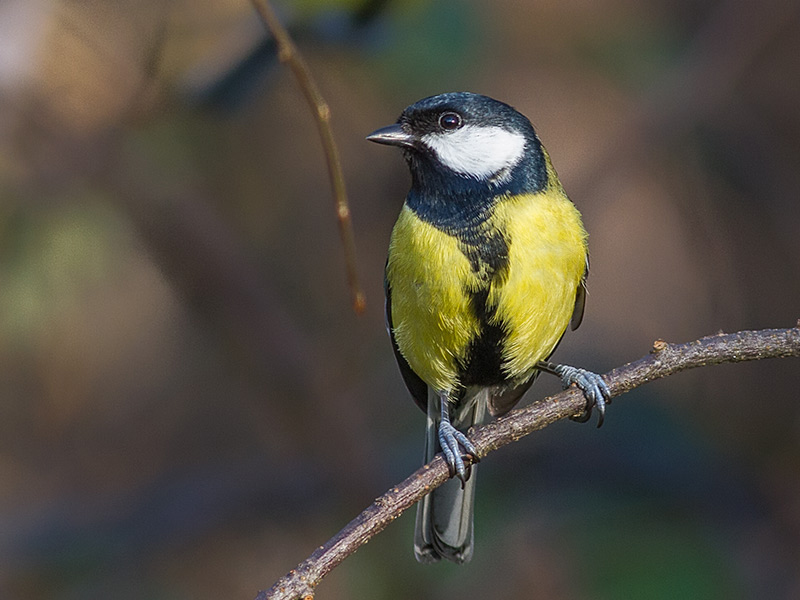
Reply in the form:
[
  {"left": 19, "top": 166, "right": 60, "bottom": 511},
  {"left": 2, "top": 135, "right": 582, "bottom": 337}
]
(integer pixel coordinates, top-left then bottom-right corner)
[{"left": 0, "top": 0, "right": 798, "bottom": 598}]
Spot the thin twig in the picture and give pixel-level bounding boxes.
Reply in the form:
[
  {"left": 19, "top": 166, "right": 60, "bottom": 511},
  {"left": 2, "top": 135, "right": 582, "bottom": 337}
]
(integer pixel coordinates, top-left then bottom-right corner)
[
  {"left": 256, "top": 326, "right": 800, "bottom": 600},
  {"left": 250, "top": 0, "right": 366, "bottom": 314}
]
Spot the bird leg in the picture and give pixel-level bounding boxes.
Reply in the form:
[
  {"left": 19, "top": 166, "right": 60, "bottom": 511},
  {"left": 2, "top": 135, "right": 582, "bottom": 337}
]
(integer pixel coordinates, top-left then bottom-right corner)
[{"left": 437, "top": 391, "right": 478, "bottom": 486}]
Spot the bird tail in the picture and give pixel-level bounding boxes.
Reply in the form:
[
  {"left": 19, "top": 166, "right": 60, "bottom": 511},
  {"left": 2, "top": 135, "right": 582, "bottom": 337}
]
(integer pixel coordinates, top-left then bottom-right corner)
[{"left": 414, "top": 388, "right": 488, "bottom": 564}]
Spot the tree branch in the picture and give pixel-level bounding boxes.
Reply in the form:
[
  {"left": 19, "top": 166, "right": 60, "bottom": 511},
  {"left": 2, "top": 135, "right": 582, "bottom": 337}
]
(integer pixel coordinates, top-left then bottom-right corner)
[
  {"left": 249, "top": 0, "right": 366, "bottom": 314},
  {"left": 256, "top": 326, "right": 800, "bottom": 600}
]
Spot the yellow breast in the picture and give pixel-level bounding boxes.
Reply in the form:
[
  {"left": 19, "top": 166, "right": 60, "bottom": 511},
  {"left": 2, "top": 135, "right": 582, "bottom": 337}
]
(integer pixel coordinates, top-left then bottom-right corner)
[
  {"left": 387, "top": 205, "right": 482, "bottom": 392},
  {"left": 488, "top": 191, "right": 587, "bottom": 380},
  {"left": 386, "top": 188, "right": 587, "bottom": 393}
]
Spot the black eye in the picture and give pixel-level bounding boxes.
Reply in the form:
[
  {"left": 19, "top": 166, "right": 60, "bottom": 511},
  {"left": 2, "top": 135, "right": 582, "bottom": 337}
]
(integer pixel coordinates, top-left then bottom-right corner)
[{"left": 438, "top": 112, "right": 463, "bottom": 131}]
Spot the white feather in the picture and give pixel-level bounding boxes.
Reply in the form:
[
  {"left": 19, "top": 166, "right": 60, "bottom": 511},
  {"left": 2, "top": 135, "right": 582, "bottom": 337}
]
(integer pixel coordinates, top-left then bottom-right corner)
[{"left": 421, "top": 125, "right": 526, "bottom": 180}]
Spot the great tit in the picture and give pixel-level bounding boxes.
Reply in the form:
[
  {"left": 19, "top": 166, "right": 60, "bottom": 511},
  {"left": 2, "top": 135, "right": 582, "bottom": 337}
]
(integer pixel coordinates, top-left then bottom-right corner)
[{"left": 367, "top": 92, "right": 610, "bottom": 564}]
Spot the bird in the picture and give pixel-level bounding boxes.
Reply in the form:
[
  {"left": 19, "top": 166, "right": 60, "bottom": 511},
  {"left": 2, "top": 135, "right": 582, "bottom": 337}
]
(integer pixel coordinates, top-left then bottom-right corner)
[{"left": 367, "top": 92, "right": 610, "bottom": 564}]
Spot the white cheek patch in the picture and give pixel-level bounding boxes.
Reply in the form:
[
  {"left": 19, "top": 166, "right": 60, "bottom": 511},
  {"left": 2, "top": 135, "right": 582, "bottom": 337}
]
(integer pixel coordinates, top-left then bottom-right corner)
[{"left": 421, "top": 124, "right": 526, "bottom": 180}]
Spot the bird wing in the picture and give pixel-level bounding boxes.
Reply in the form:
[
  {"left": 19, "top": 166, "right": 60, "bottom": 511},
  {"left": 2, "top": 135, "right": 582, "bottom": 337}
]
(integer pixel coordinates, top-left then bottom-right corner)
[
  {"left": 570, "top": 261, "right": 588, "bottom": 331},
  {"left": 385, "top": 274, "right": 428, "bottom": 412}
]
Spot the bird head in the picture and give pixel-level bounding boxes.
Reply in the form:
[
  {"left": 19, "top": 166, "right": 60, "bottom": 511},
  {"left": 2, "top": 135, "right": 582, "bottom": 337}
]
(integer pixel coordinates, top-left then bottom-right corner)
[{"left": 367, "top": 92, "right": 548, "bottom": 196}]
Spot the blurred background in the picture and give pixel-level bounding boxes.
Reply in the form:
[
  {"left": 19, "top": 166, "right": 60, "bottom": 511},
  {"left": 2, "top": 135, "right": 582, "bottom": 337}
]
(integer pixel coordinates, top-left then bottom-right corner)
[{"left": 0, "top": 0, "right": 799, "bottom": 598}]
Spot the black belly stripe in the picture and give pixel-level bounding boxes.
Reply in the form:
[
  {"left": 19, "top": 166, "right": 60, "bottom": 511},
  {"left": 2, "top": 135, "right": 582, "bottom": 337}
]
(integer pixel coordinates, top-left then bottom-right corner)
[
  {"left": 456, "top": 227, "right": 511, "bottom": 388},
  {"left": 459, "top": 287, "right": 507, "bottom": 387},
  {"left": 458, "top": 223, "right": 508, "bottom": 276}
]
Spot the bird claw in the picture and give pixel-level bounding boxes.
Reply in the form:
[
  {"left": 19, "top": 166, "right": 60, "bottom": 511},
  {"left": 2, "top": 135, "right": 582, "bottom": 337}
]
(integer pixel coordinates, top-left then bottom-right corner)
[
  {"left": 555, "top": 365, "right": 612, "bottom": 427},
  {"left": 438, "top": 420, "right": 478, "bottom": 486}
]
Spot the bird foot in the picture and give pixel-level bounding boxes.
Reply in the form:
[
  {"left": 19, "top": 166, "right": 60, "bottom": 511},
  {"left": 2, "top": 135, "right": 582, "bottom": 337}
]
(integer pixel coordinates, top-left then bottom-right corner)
[
  {"left": 438, "top": 420, "right": 479, "bottom": 486},
  {"left": 554, "top": 365, "right": 611, "bottom": 427}
]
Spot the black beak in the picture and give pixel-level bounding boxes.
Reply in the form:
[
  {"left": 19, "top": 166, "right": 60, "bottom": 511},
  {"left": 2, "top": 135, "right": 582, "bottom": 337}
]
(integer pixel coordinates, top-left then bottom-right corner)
[{"left": 366, "top": 124, "right": 415, "bottom": 148}]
